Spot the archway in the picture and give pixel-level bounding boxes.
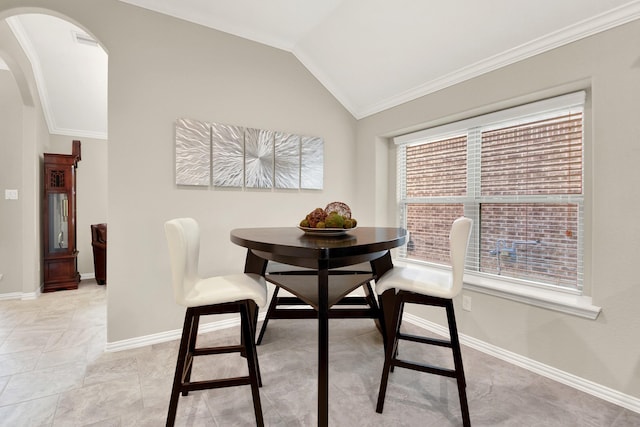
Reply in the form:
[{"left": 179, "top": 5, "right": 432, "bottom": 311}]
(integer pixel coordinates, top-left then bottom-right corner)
[{"left": 0, "top": 9, "right": 107, "bottom": 297}]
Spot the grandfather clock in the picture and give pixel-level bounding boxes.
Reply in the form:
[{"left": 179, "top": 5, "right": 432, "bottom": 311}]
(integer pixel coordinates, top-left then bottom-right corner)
[{"left": 43, "top": 140, "right": 81, "bottom": 292}]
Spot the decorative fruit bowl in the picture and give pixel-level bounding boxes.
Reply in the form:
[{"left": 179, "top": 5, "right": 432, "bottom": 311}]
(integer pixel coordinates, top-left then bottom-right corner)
[{"left": 298, "top": 202, "right": 357, "bottom": 234}]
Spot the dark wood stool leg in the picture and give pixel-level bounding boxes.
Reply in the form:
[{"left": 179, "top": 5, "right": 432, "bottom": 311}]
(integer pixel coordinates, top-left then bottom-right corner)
[
  {"left": 378, "top": 288, "right": 396, "bottom": 350},
  {"left": 390, "top": 300, "right": 404, "bottom": 373},
  {"left": 240, "top": 302, "right": 265, "bottom": 427},
  {"left": 248, "top": 301, "right": 263, "bottom": 387},
  {"left": 167, "top": 308, "right": 195, "bottom": 427},
  {"left": 256, "top": 286, "right": 279, "bottom": 345},
  {"left": 446, "top": 300, "right": 470, "bottom": 427},
  {"left": 182, "top": 312, "right": 200, "bottom": 396},
  {"left": 376, "top": 292, "right": 403, "bottom": 413}
]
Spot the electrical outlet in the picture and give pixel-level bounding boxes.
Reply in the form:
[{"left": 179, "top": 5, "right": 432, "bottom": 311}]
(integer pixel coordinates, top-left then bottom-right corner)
[
  {"left": 462, "top": 295, "right": 472, "bottom": 311},
  {"left": 5, "top": 189, "right": 18, "bottom": 200}
]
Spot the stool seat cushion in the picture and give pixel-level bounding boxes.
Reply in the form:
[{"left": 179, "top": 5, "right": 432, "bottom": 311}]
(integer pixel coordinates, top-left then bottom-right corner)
[
  {"left": 165, "top": 217, "right": 267, "bottom": 309},
  {"left": 183, "top": 273, "right": 267, "bottom": 308},
  {"left": 376, "top": 265, "right": 455, "bottom": 299}
]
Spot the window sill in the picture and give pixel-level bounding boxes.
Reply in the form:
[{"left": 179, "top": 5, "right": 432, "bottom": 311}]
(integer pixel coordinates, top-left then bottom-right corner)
[
  {"left": 463, "top": 274, "right": 601, "bottom": 320},
  {"left": 394, "top": 259, "right": 602, "bottom": 320}
]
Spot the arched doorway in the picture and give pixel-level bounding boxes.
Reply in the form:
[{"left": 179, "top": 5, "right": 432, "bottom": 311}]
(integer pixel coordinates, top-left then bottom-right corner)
[{"left": 0, "top": 10, "right": 107, "bottom": 297}]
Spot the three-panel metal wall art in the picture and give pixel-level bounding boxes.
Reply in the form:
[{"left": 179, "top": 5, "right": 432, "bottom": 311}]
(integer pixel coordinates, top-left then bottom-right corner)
[{"left": 175, "top": 118, "right": 324, "bottom": 190}]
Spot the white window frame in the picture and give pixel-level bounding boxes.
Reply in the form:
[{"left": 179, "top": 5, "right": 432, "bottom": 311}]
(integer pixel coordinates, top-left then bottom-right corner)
[{"left": 394, "top": 91, "right": 601, "bottom": 319}]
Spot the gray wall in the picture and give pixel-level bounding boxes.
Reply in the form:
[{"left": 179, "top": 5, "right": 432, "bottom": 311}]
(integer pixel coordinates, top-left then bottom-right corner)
[
  {"left": 0, "top": 18, "right": 49, "bottom": 297},
  {"left": 0, "top": 18, "right": 106, "bottom": 294},
  {"left": 1, "top": 0, "right": 638, "bottom": 404},
  {"left": 0, "top": 0, "right": 358, "bottom": 341},
  {"left": 0, "top": 69, "right": 23, "bottom": 294},
  {"left": 356, "top": 19, "right": 640, "bottom": 399}
]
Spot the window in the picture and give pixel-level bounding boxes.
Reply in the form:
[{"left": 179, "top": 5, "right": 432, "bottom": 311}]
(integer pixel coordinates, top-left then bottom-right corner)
[{"left": 395, "top": 92, "right": 585, "bottom": 293}]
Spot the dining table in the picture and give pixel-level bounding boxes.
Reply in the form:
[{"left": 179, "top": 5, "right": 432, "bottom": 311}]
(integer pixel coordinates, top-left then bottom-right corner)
[{"left": 230, "top": 226, "right": 408, "bottom": 426}]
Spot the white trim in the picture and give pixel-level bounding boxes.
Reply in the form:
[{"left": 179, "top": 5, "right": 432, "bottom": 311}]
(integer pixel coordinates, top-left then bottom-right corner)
[
  {"left": 464, "top": 274, "right": 601, "bottom": 320},
  {"left": 403, "top": 313, "right": 640, "bottom": 414},
  {"left": 52, "top": 128, "right": 108, "bottom": 141},
  {"left": 0, "top": 276, "right": 98, "bottom": 300},
  {"left": 5, "top": 18, "right": 108, "bottom": 141},
  {"left": 0, "top": 290, "right": 39, "bottom": 301},
  {"left": 356, "top": 2, "right": 640, "bottom": 119},
  {"left": 103, "top": 306, "right": 637, "bottom": 414},
  {"left": 0, "top": 292, "right": 22, "bottom": 301},
  {"left": 80, "top": 272, "right": 96, "bottom": 281},
  {"left": 105, "top": 311, "right": 267, "bottom": 353},
  {"left": 6, "top": 17, "right": 57, "bottom": 136},
  {"left": 20, "top": 291, "right": 38, "bottom": 300},
  {"left": 394, "top": 260, "right": 600, "bottom": 319}
]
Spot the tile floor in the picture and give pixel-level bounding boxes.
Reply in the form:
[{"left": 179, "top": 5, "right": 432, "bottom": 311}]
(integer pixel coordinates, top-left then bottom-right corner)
[{"left": 0, "top": 280, "right": 639, "bottom": 426}]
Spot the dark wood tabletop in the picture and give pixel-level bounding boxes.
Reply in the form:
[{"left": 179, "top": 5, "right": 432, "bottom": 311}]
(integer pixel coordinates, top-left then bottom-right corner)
[
  {"left": 230, "top": 226, "right": 407, "bottom": 427},
  {"left": 230, "top": 226, "right": 407, "bottom": 270}
]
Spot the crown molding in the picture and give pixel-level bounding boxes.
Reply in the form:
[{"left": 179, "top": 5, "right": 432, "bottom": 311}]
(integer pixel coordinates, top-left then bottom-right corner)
[
  {"left": 6, "top": 16, "right": 108, "bottom": 141},
  {"left": 354, "top": 1, "right": 640, "bottom": 119},
  {"left": 52, "top": 128, "right": 108, "bottom": 141},
  {"left": 5, "top": 16, "right": 58, "bottom": 133}
]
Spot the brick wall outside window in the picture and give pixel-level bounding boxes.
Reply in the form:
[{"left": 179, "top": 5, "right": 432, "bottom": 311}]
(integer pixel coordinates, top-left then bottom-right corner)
[{"left": 402, "top": 112, "right": 583, "bottom": 289}]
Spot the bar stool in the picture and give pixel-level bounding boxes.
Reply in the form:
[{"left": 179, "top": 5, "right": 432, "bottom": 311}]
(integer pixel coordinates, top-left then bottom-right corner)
[
  {"left": 375, "top": 217, "right": 472, "bottom": 427},
  {"left": 164, "top": 218, "right": 268, "bottom": 427}
]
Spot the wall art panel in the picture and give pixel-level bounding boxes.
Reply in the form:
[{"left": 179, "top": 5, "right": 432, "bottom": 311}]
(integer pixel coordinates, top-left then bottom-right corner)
[
  {"left": 175, "top": 118, "right": 210, "bottom": 186},
  {"left": 211, "top": 123, "right": 245, "bottom": 187},
  {"left": 245, "top": 128, "right": 274, "bottom": 188},
  {"left": 175, "top": 117, "right": 324, "bottom": 191},
  {"left": 300, "top": 136, "right": 324, "bottom": 190},
  {"left": 274, "top": 132, "right": 300, "bottom": 189}
]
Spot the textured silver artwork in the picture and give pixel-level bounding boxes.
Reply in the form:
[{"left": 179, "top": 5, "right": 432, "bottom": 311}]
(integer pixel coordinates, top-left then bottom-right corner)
[
  {"left": 175, "top": 118, "right": 210, "bottom": 186},
  {"left": 212, "top": 123, "right": 245, "bottom": 187},
  {"left": 301, "top": 136, "right": 324, "bottom": 189},
  {"left": 175, "top": 117, "right": 323, "bottom": 191},
  {"left": 274, "top": 132, "right": 300, "bottom": 189},
  {"left": 245, "top": 128, "right": 274, "bottom": 188}
]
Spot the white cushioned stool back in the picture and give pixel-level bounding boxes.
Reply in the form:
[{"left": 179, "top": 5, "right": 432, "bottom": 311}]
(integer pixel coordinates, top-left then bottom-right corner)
[
  {"left": 165, "top": 218, "right": 201, "bottom": 306},
  {"left": 449, "top": 217, "right": 473, "bottom": 298}
]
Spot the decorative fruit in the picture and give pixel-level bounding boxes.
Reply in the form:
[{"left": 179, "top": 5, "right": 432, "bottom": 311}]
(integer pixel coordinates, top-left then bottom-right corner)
[
  {"left": 305, "top": 208, "right": 327, "bottom": 228},
  {"left": 325, "top": 201, "right": 351, "bottom": 219},
  {"left": 325, "top": 212, "right": 345, "bottom": 228},
  {"left": 300, "top": 202, "right": 357, "bottom": 229}
]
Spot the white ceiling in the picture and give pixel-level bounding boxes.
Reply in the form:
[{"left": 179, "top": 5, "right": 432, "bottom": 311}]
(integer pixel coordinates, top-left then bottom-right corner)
[
  {"left": 5, "top": 14, "right": 108, "bottom": 139},
  {"left": 120, "top": 0, "right": 640, "bottom": 118},
  {"left": 3, "top": 1, "right": 640, "bottom": 139}
]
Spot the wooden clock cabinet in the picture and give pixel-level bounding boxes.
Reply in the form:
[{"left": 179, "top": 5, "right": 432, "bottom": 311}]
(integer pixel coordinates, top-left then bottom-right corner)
[{"left": 43, "top": 140, "right": 81, "bottom": 292}]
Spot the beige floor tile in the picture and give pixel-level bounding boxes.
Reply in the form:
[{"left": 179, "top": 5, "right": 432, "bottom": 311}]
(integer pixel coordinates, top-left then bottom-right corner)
[{"left": 0, "top": 280, "right": 639, "bottom": 426}]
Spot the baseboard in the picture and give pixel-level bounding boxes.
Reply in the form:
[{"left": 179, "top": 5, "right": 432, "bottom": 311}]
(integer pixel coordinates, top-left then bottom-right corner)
[
  {"left": 0, "top": 273, "right": 39, "bottom": 300},
  {"left": 0, "top": 290, "right": 39, "bottom": 300},
  {"left": 403, "top": 313, "right": 640, "bottom": 415},
  {"left": 104, "top": 308, "right": 638, "bottom": 414},
  {"left": 0, "top": 291, "right": 23, "bottom": 301},
  {"left": 80, "top": 273, "right": 96, "bottom": 281},
  {"left": 105, "top": 311, "right": 267, "bottom": 353}
]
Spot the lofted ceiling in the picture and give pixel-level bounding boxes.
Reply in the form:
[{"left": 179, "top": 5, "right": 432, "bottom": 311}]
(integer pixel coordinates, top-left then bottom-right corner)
[
  {"left": 3, "top": 1, "right": 640, "bottom": 140},
  {"left": 5, "top": 14, "right": 108, "bottom": 139}
]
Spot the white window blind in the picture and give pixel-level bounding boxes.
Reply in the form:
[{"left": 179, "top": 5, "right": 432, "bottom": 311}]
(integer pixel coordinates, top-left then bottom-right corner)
[{"left": 396, "top": 92, "right": 585, "bottom": 292}]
